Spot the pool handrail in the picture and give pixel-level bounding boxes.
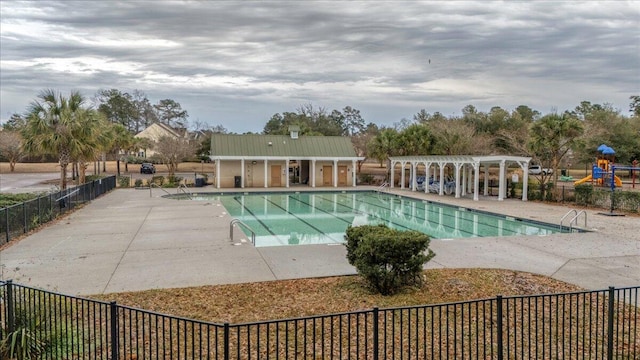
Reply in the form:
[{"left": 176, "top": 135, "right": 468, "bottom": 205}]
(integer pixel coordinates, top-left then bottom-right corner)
[
  {"left": 177, "top": 183, "right": 192, "bottom": 199},
  {"left": 230, "top": 218, "right": 256, "bottom": 245},
  {"left": 149, "top": 183, "right": 172, "bottom": 197},
  {"left": 377, "top": 182, "right": 390, "bottom": 192},
  {"left": 560, "top": 209, "right": 587, "bottom": 231},
  {"left": 569, "top": 210, "right": 587, "bottom": 230}
]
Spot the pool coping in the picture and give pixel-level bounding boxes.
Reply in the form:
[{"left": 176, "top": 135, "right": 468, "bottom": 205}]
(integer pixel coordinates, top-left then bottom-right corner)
[{"left": 0, "top": 186, "right": 637, "bottom": 295}]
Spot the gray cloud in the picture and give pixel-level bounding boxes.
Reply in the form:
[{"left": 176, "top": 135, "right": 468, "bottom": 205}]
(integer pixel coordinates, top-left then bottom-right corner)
[{"left": 1, "top": 1, "right": 638, "bottom": 133}]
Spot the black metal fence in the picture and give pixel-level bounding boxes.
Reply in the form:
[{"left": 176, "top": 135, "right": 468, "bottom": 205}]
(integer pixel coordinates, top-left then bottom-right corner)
[
  {"left": 0, "top": 281, "right": 637, "bottom": 359},
  {"left": 0, "top": 176, "right": 116, "bottom": 245}
]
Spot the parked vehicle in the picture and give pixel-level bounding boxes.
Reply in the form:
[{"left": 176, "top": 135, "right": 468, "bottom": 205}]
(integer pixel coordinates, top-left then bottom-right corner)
[
  {"left": 140, "top": 163, "right": 156, "bottom": 174},
  {"left": 528, "top": 165, "right": 553, "bottom": 175}
]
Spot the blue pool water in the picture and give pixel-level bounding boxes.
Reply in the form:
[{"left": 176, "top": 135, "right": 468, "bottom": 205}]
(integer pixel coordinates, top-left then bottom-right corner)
[{"left": 177, "top": 191, "right": 571, "bottom": 247}]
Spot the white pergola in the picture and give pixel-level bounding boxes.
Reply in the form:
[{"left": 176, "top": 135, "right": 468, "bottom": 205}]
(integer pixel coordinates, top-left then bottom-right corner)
[{"left": 389, "top": 155, "right": 532, "bottom": 201}]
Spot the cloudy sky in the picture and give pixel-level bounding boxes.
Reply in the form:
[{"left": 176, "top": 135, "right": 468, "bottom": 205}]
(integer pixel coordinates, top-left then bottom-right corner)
[{"left": 1, "top": 1, "right": 638, "bottom": 133}]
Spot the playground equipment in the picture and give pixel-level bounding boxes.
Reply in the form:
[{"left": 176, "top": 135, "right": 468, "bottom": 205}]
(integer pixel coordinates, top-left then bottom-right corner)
[{"left": 574, "top": 145, "right": 623, "bottom": 187}]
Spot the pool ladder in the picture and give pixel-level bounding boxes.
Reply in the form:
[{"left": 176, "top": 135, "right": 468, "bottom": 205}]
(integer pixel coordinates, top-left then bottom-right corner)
[
  {"left": 230, "top": 218, "right": 256, "bottom": 245},
  {"left": 377, "top": 182, "right": 390, "bottom": 192},
  {"left": 560, "top": 209, "right": 587, "bottom": 231}
]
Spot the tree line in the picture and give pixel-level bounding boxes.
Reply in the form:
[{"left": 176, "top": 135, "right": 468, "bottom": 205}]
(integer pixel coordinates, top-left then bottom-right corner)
[{"left": 1, "top": 87, "right": 638, "bottom": 194}]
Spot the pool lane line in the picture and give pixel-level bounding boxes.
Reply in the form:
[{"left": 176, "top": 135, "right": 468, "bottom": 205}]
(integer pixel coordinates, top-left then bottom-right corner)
[
  {"left": 231, "top": 196, "right": 279, "bottom": 240},
  {"left": 359, "top": 193, "right": 529, "bottom": 237},
  {"left": 259, "top": 194, "right": 345, "bottom": 243},
  {"left": 354, "top": 193, "right": 482, "bottom": 237},
  {"left": 301, "top": 193, "right": 414, "bottom": 232}
]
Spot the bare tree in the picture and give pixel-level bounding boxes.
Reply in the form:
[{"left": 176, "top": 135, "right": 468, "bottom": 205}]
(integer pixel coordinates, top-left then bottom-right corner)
[
  {"left": 153, "top": 136, "right": 197, "bottom": 177},
  {"left": 0, "top": 131, "right": 25, "bottom": 171}
]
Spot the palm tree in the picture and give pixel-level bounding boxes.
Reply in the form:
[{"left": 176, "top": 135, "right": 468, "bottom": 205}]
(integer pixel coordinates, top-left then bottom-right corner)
[
  {"left": 74, "top": 112, "right": 111, "bottom": 184},
  {"left": 108, "top": 124, "right": 135, "bottom": 176},
  {"left": 22, "top": 89, "right": 92, "bottom": 189}
]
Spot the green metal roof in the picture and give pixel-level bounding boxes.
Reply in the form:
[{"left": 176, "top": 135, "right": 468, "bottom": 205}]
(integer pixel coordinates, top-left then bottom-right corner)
[{"left": 210, "top": 134, "right": 358, "bottom": 158}]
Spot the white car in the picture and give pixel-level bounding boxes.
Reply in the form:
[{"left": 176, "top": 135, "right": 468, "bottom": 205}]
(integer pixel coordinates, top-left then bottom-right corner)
[{"left": 528, "top": 165, "right": 553, "bottom": 175}]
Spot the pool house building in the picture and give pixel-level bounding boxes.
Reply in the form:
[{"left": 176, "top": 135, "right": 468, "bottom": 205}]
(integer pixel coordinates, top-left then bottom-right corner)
[
  {"left": 209, "top": 129, "right": 363, "bottom": 188},
  {"left": 389, "top": 155, "right": 532, "bottom": 201}
]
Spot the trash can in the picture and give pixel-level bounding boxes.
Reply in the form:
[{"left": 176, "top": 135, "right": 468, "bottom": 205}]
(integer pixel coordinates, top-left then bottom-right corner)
[
  {"left": 561, "top": 169, "right": 567, "bottom": 176},
  {"left": 234, "top": 176, "right": 242, "bottom": 188},
  {"left": 195, "top": 178, "right": 205, "bottom": 187}
]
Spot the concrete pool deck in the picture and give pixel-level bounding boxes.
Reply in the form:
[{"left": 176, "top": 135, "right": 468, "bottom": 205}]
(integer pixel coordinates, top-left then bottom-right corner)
[{"left": 0, "top": 187, "right": 638, "bottom": 295}]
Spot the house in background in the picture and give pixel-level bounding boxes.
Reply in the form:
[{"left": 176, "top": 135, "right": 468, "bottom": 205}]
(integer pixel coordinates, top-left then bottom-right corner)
[
  {"left": 134, "top": 122, "right": 186, "bottom": 158},
  {"left": 209, "top": 127, "right": 363, "bottom": 188}
]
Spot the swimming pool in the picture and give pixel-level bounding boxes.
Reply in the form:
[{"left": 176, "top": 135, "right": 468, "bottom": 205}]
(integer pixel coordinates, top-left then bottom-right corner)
[{"left": 174, "top": 191, "right": 572, "bottom": 247}]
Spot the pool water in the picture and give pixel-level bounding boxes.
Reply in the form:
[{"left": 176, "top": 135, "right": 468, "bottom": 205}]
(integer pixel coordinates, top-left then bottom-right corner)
[{"left": 185, "top": 191, "right": 571, "bottom": 247}]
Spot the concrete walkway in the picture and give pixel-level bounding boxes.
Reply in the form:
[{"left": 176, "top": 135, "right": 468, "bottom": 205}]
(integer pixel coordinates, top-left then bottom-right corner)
[{"left": 0, "top": 187, "right": 638, "bottom": 295}]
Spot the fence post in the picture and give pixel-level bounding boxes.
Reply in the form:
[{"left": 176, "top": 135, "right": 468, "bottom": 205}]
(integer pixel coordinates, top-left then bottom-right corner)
[
  {"left": 373, "top": 307, "right": 379, "bottom": 360},
  {"left": 110, "top": 301, "right": 119, "bottom": 360},
  {"left": 22, "top": 202, "right": 27, "bottom": 233},
  {"left": 3, "top": 208, "right": 8, "bottom": 244},
  {"left": 224, "top": 322, "right": 230, "bottom": 360},
  {"left": 6, "top": 280, "right": 15, "bottom": 334},
  {"left": 607, "top": 286, "right": 615, "bottom": 360},
  {"left": 496, "top": 295, "right": 504, "bottom": 360}
]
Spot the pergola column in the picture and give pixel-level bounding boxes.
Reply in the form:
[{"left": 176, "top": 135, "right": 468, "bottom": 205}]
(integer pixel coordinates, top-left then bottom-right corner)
[
  {"left": 454, "top": 163, "right": 462, "bottom": 198},
  {"left": 400, "top": 161, "right": 406, "bottom": 189},
  {"left": 498, "top": 160, "right": 506, "bottom": 201},
  {"left": 522, "top": 161, "right": 529, "bottom": 201},
  {"left": 390, "top": 160, "right": 395, "bottom": 188},
  {"left": 483, "top": 165, "right": 489, "bottom": 196},
  {"left": 424, "top": 162, "right": 431, "bottom": 193},
  {"left": 311, "top": 159, "right": 316, "bottom": 187},
  {"left": 474, "top": 162, "right": 480, "bottom": 201},
  {"left": 411, "top": 162, "right": 418, "bottom": 191},
  {"left": 461, "top": 164, "right": 467, "bottom": 195},
  {"left": 439, "top": 163, "right": 445, "bottom": 196},
  {"left": 333, "top": 160, "right": 338, "bottom": 187}
]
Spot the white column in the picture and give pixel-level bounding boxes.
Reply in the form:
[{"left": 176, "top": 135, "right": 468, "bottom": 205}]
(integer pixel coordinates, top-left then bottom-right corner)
[
  {"left": 424, "top": 163, "right": 430, "bottom": 193},
  {"left": 411, "top": 162, "right": 417, "bottom": 191},
  {"left": 522, "top": 163, "right": 529, "bottom": 201},
  {"left": 240, "top": 159, "right": 245, "bottom": 188},
  {"left": 352, "top": 159, "right": 357, "bottom": 187},
  {"left": 390, "top": 161, "right": 395, "bottom": 188},
  {"left": 454, "top": 163, "right": 461, "bottom": 198},
  {"left": 498, "top": 160, "right": 506, "bottom": 201},
  {"left": 286, "top": 159, "right": 290, "bottom": 188},
  {"left": 474, "top": 163, "right": 480, "bottom": 201},
  {"left": 439, "top": 164, "right": 445, "bottom": 196},
  {"left": 400, "top": 162, "right": 406, "bottom": 189},
  {"left": 467, "top": 166, "right": 473, "bottom": 194},
  {"left": 484, "top": 165, "right": 489, "bottom": 196},
  {"left": 264, "top": 160, "right": 268, "bottom": 188},
  {"left": 216, "top": 159, "right": 221, "bottom": 189},
  {"left": 311, "top": 159, "right": 316, "bottom": 188},
  {"left": 333, "top": 160, "right": 338, "bottom": 187},
  {"left": 461, "top": 164, "right": 467, "bottom": 195}
]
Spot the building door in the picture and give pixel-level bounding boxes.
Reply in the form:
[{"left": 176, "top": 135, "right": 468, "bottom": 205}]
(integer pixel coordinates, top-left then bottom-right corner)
[
  {"left": 271, "top": 165, "right": 281, "bottom": 187},
  {"left": 323, "top": 165, "right": 333, "bottom": 186},
  {"left": 338, "top": 166, "right": 347, "bottom": 186}
]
